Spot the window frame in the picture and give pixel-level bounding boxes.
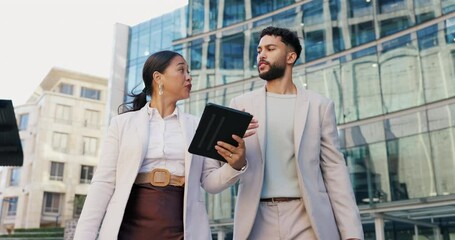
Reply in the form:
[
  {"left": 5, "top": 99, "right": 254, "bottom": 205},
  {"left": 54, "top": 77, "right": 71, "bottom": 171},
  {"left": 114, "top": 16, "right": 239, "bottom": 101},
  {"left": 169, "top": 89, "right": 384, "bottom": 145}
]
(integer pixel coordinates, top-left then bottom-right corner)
[
  {"left": 80, "top": 165, "right": 94, "bottom": 184},
  {"left": 58, "top": 83, "right": 74, "bottom": 95},
  {"left": 18, "top": 113, "right": 29, "bottom": 131},
  {"left": 80, "top": 87, "right": 101, "bottom": 100},
  {"left": 50, "top": 162, "right": 64, "bottom": 181},
  {"left": 9, "top": 168, "right": 20, "bottom": 186},
  {"left": 42, "top": 192, "right": 62, "bottom": 215}
]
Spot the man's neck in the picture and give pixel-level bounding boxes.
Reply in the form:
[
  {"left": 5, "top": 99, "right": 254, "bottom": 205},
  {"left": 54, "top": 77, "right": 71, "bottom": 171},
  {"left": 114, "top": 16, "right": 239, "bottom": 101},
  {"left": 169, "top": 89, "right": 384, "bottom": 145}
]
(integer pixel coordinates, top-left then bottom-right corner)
[{"left": 265, "top": 77, "right": 296, "bottom": 95}]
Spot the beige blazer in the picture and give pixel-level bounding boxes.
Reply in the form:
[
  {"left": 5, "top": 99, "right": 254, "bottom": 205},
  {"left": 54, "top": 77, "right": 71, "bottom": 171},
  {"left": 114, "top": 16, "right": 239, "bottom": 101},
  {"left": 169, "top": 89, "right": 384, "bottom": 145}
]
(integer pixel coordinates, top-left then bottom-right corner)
[
  {"left": 74, "top": 105, "right": 242, "bottom": 240},
  {"left": 230, "top": 86, "right": 364, "bottom": 240}
]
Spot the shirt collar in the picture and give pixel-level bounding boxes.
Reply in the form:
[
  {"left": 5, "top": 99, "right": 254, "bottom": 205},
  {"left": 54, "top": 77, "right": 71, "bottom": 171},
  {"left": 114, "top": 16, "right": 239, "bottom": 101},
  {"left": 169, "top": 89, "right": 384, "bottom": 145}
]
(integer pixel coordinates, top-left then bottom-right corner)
[{"left": 146, "top": 102, "right": 180, "bottom": 120}]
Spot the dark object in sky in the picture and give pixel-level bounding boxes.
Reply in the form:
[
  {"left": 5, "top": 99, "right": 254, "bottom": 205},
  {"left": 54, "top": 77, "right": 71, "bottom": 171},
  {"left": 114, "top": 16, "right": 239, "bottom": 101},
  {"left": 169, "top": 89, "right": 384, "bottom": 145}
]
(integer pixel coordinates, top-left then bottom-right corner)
[{"left": 0, "top": 99, "right": 23, "bottom": 166}]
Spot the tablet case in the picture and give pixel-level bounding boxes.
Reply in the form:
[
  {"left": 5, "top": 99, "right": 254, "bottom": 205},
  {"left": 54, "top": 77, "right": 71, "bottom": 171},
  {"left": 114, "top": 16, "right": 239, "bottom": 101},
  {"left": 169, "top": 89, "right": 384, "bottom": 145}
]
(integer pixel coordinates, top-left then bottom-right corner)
[
  {"left": 0, "top": 99, "right": 23, "bottom": 166},
  {"left": 188, "top": 103, "right": 253, "bottom": 162}
]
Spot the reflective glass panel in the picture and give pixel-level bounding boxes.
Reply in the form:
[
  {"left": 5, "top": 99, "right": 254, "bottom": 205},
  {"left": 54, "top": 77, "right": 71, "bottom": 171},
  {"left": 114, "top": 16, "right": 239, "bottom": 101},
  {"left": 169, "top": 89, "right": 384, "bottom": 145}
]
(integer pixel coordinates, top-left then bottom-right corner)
[
  {"left": 223, "top": 0, "right": 245, "bottom": 27},
  {"left": 220, "top": 33, "right": 244, "bottom": 69}
]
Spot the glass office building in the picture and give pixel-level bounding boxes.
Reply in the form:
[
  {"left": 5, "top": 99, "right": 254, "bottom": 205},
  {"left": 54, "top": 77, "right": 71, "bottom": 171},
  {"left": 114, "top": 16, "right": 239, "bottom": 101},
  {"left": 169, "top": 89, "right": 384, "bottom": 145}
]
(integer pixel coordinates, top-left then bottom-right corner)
[{"left": 110, "top": 0, "right": 455, "bottom": 239}]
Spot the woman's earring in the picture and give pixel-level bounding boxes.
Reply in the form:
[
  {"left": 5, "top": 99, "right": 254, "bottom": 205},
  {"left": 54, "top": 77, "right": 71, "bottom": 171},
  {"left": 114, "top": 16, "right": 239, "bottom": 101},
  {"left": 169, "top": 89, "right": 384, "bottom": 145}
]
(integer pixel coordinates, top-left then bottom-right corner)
[{"left": 158, "top": 83, "right": 163, "bottom": 96}]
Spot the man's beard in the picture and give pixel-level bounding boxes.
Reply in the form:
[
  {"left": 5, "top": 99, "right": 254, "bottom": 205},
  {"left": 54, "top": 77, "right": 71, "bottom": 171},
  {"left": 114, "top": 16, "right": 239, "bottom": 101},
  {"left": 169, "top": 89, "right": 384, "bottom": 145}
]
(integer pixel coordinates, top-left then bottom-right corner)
[{"left": 258, "top": 62, "right": 285, "bottom": 81}]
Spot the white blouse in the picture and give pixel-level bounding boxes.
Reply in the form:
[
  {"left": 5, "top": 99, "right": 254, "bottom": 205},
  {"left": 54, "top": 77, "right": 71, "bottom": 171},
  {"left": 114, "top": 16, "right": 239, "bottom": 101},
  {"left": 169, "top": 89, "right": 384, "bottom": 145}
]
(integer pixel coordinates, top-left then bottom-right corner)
[{"left": 138, "top": 104, "right": 185, "bottom": 176}]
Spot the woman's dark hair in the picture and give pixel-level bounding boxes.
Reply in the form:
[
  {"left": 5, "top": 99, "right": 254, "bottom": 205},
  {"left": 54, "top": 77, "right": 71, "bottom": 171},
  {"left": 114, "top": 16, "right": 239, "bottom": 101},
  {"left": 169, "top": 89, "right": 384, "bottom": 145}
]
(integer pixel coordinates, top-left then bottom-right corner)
[
  {"left": 260, "top": 26, "right": 302, "bottom": 65},
  {"left": 118, "top": 50, "right": 182, "bottom": 114}
]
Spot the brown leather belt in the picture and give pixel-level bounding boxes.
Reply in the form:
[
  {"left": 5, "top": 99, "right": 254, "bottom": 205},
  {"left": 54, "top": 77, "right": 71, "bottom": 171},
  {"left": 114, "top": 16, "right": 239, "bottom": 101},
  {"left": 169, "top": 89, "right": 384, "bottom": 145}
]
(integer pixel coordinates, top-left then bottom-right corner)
[
  {"left": 135, "top": 168, "right": 185, "bottom": 187},
  {"left": 260, "top": 197, "right": 301, "bottom": 203}
]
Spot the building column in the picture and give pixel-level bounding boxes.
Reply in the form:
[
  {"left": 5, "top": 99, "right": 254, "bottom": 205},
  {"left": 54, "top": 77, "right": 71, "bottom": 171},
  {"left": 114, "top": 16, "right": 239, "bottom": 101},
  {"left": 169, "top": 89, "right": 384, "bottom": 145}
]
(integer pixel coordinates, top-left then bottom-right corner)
[
  {"left": 374, "top": 213, "right": 385, "bottom": 240},
  {"left": 217, "top": 229, "right": 226, "bottom": 240},
  {"left": 433, "top": 226, "right": 442, "bottom": 240}
]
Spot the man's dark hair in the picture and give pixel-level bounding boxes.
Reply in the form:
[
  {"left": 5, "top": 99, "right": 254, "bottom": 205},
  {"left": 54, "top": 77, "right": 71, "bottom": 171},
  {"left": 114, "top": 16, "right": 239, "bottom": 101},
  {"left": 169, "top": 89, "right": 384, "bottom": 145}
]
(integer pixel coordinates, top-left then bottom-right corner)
[{"left": 260, "top": 26, "right": 302, "bottom": 64}]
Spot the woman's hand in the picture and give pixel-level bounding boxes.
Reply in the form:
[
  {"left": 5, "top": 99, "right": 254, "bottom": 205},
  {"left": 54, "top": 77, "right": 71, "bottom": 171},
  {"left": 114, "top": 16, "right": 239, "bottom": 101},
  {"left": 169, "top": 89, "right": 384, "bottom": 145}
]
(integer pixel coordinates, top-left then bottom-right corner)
[{"left": 215, "top": 134, "right": 247, "bottom": 170}]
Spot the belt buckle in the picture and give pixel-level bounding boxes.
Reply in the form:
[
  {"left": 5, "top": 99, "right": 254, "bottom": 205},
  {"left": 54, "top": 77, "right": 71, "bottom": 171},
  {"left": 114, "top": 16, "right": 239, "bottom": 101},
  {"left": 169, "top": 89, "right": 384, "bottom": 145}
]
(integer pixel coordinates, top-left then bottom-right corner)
[{"left": 150, "top": 168, "right": 171, "bottom": 187}]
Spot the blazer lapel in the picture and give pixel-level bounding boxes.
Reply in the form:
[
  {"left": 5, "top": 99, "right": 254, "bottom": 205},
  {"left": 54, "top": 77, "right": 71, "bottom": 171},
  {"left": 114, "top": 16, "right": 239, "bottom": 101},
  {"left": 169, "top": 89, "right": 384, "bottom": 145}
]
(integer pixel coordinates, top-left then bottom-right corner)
[
  {"left": 134, "top": 106, "right": 151, "bottom": 167},
  {"left": 178, "top": 110, "right": 194, "bottom": 181},
  {"left": 294, "top": 87, "right": 309, "bottom": 158},
  {"left": 255, "top": 87, "right": 267, "bottom": 161},
  {"left": 178, "top": 109, "right": 194, "bottom": 227}
]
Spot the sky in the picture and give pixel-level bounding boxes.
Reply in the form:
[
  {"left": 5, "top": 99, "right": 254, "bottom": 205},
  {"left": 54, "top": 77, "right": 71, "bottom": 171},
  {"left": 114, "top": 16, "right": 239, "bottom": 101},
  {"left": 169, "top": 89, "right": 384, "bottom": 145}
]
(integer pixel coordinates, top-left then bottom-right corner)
[{"left": 0, "top": 0, "right": 188, "bottom": 106}]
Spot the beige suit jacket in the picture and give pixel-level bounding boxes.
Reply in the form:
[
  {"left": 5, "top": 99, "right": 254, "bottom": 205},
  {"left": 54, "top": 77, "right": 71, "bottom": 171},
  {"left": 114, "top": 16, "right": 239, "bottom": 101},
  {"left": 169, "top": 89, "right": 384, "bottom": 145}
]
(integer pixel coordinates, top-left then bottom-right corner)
[
  {"left": 74, "top": 105, "right": 242, "bottom": 240},
  {"left": 230, "top": 86, "right": 364, "bottom": 240}
]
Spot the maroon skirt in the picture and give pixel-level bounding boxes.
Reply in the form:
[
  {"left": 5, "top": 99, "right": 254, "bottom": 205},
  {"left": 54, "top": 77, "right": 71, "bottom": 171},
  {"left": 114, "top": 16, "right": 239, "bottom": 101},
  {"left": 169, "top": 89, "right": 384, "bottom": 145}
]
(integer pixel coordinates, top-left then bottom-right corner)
[{"left": 118, "top": 183, "right": 184, "bottom": 240}]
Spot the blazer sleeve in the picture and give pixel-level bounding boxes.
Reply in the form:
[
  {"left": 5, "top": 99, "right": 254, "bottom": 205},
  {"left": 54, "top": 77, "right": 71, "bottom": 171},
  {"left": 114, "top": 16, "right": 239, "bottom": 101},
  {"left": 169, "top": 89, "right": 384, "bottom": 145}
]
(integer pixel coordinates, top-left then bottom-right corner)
[
  {"left": 199, "top": 157, "right": 246, "bottom": 194},
  {"left": 319, "top": 101, "right": 364, "bottom": 240},
  {"left": 74, "top": 117, "right": 120, "bottom": 240}
]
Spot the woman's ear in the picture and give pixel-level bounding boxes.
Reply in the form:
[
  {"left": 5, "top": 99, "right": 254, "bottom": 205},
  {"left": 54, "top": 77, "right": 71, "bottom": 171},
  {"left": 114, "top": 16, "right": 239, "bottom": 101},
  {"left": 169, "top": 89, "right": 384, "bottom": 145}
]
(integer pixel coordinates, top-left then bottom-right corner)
[{"left": 152, "top": 71, "right": 162, "bottom": 84}]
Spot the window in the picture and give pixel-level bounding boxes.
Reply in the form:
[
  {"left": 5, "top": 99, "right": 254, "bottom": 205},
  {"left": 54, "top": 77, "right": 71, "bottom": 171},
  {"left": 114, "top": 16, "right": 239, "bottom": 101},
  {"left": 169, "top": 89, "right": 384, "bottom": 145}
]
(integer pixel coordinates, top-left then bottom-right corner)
[
  {"left": 129, "top": 31, "right": 139, "bottom": 60},
  {"left": 84, "top": 109, "right": 100, "bottom": 128},
  {"left": 190, "top": 39, "right": 203, "bottom": 70},
  {"left": 80, "top": 165, "right": 94, "bottom": 184},
  {"left": 249, "top": 31, "right": 261, "bottom": 69},
  {"left": 209, "top": 0, "right": 218, "bottom": 30},
  {"left": 445, "top": 17, "right": 455, "bottom": 44},
  {"left": 55, "top": 104, "right": 71, "bottom": 124},
  {"left": 223, "top": 0, "right": 245, "bottom": 27},
  {"left": 302, "top": 0, "right": 323, "bottom": 25},
  {"left": 416, "top": 12, "right": 435, "bottom": 24},
  {"left": 380, "top": 16, "right": 410, "bottom": 37},
  {"left": 80, "top": 87, "right": 101, "bottom": 100},
  {"left": 350, "top": 21, "right": 376, "bottom": 47},
  {"left": 43, "top": 192, "right": 61, "bottom": 214},
  {"left": 329, "top": 0, "right": 341, "bottom": 21},
  {"left": 207, "top": 36, "right": 216, "bottom": 69},
  {"left": 348, "top": 0, "right": 373, "bottom": 18},
  {"left": 220, "top": 33, "right": 244, "bottom": 69},
  {"left": 50, "top": 162, "right": 64, "bottom": 181},
  {"left": 305, "top": 30, "right": 326, "bottom": 62},
  {"left": 52, "top": 132, "right": 68, "bottom": 152},
  {"left": 418, "top": 25, "right": 438, "bottom": 50},
  {"left": 18, "top": 113, "right": 29, "bottom": 130},
  {"left": 443, "top": 0, "right": 455, "bottom": 14},
  {"left": 332, "top": 28, "right": 345, "bottom": 53},
  {"left": 9, "top": 168, "right": 20, "bottom": 186},
  {"left": 6, "top": 197, "right": 18, "bottom": 216},
  {"left": 191, "top": 0, "right": 204, "bottom": 33},
  {"left": 381, "top": 34, "right": 411, "bottom": 53},
  {"left": 73, "top": 194, "right": 87, "bottom": 218},
  {"left": 82, "top": 137, "right": 98, "bottom": 156},
  {"left": 251, "top": 0, "right": 294, "bottom": 17},
  {"left": 58, "top": 83, "right": 73, "bottom": 95},
  {"left": 378, "top": 0, "right": 405, "bottom": 14}
]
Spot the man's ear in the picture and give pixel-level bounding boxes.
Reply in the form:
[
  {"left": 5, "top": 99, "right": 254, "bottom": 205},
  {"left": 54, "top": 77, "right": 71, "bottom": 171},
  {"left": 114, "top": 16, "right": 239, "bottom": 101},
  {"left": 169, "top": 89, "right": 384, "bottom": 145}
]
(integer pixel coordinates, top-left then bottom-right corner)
[{"left": 287, "top": 52, "right": 297, "bottom": 65}]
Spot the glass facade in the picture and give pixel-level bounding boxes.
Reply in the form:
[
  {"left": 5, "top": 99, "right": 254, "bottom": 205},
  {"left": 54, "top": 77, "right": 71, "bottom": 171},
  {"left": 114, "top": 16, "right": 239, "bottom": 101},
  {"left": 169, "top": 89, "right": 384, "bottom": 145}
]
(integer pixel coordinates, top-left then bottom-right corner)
[
  {"left": 117, "top": 0, "right": 455, "bottom": 239},
  {"left": 124, "top": 8, "right": 187, "bottom": 103}
]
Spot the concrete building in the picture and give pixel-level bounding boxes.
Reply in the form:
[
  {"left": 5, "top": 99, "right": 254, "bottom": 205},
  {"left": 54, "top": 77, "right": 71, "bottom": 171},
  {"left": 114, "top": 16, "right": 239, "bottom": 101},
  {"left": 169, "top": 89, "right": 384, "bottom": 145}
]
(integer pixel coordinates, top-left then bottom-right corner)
[{"left": 0, "top": 68, "right": 107, "bottom": 233}]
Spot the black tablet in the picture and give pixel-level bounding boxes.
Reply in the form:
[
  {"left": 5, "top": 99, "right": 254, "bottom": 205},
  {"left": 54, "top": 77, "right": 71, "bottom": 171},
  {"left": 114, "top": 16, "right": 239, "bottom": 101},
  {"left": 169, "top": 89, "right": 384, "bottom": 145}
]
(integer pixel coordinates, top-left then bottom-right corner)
[
  {"left": 0, "top": 99, "right": 23, "bottom": 166},
  {"left": 188, "top": 103, "right": 253, "bottom": 162}
]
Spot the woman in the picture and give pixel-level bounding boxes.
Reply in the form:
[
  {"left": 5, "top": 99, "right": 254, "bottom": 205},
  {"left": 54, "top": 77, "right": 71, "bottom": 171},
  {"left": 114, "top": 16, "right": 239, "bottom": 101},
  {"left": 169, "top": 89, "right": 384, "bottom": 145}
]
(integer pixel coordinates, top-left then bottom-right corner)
[{"left": 74, "top": 50, "right": 256, "bottom": 240}]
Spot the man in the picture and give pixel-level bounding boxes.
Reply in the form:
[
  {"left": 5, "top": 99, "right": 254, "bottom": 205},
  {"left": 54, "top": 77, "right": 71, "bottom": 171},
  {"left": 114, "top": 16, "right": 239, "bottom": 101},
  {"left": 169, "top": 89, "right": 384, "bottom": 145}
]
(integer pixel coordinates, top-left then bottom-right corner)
[{"left": 229, "top": 26, "right": 364, "bottom": 239}]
